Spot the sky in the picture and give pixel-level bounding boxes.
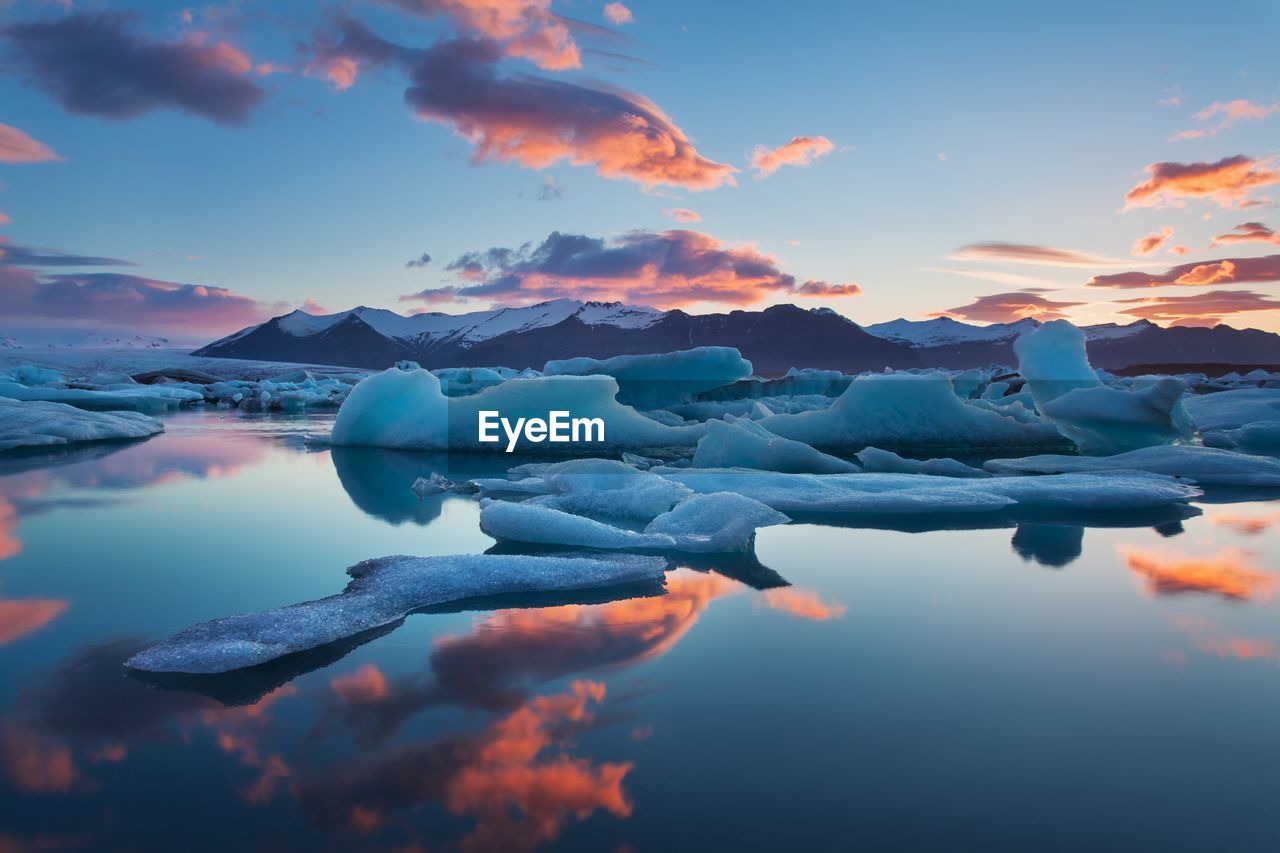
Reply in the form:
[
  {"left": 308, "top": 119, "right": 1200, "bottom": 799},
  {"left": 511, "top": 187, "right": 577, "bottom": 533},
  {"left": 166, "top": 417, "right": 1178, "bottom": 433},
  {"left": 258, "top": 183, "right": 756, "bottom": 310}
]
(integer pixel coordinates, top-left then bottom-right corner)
[{"left": 1, "top": 0, "right": 1279, "bottom": 345}]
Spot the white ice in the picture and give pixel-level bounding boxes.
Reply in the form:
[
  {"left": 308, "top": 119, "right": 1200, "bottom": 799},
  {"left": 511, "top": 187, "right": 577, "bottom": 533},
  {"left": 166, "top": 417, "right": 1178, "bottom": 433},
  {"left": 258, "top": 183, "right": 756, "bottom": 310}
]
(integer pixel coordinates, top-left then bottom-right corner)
[
  {"left": 0, "top": 398, "right": 163, "bottom": 451},
  {"left": 984, "top": 445, "right": 1280, "bottom": 488},
  {"left": 125, "top": 552, "right": 666, "bottom": 674},
  {"left": 757, "top": 372, "right": 1064, "bottom": 450}
]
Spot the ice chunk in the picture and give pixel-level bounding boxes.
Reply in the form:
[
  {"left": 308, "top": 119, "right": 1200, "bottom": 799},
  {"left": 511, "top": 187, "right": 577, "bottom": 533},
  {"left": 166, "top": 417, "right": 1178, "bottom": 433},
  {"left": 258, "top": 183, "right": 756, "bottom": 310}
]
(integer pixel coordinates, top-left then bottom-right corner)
[
  {"left": 855, "top": 446, "right": 989, "bottom": 478},
  {"left": 644, "top": 492, "right": 789, "bottom": 552},
  {"left": 652, "top": 468, "right": 1199, "bottom": 513},
  {"left": 125, "top": 553, "right": 667, "bottom": 674},
  {"left": 543, "top": 346, "right": 752, "bottom": 408},
  {"left": 758, "top": 372, "right": 1063, "bottom": 450},
  {"left": 473, "top": 458, "right": 692, "bottom": 520},
  {"left": 480, "top": 491, "right": 787, "bottom": 553},
  {"left": 1183, "top": 388, "right": 1280, "bottom": 431},
  {"left": 1014, "top": 321, "right": 1191, "bottom": 454},
  {"left": 1202, "top": 421, "right": 1280, "bottom": 452},
  {"left": 692, "top": 416, "right": 859, "bottom": 474},
  {"left": 0, "top": 398, "right": 163, "bottom": 452},
  {"left": 1013, "top": 320, "right": 1101, "bottom": 408},
  {"left": 0, "top": 380, "right": 203, "bottom": 413},
  {"left": 1037, "top": 378, "right": 1192, "bottom": 455},
  {"left": 328, "top": 363, "right": 448, "bottom": 449},
  {"left": 984, "top": 445, "right": 1280, "bottom": 488},
  {"left": 329, "top": 365, "right": 702, "bottom": 451}
]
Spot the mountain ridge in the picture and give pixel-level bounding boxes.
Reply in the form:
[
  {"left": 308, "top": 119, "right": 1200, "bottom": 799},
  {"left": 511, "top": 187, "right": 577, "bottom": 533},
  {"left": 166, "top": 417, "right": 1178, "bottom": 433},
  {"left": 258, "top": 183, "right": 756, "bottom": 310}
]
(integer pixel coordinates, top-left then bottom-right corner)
[{"left": 194, "top": 300, "right": 1280, "bottom": 374}]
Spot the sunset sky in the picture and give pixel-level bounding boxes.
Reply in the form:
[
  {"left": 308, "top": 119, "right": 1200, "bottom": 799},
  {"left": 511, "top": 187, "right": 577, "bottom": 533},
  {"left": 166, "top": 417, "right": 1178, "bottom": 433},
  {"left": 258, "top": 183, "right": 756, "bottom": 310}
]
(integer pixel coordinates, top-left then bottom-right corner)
[{"left": 1, "top": 0, "right": 1279, "bottom": 343}]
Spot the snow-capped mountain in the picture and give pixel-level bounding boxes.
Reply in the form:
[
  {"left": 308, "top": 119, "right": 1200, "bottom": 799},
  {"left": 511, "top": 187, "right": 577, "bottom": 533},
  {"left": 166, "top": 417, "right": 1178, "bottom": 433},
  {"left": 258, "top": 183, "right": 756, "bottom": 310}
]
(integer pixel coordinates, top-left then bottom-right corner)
[
  {"left": 0, "top": 335, "right": 21, "bottom": 349},
  {"left": 195, "top": 300, "right": 1280, "bottom": 374},
  {"left": 72, "top": 333, "right": 171, "bottom": 349}
]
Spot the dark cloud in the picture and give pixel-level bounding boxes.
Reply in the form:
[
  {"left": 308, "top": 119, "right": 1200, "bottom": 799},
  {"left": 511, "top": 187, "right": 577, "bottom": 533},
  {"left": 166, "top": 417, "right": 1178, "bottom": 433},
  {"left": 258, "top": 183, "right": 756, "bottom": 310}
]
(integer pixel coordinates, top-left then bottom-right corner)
[
  {"left": 0, "top": 239, "right": 135, "bottom": 268},
  {"left": 404, "top": 253, "right": 432, "bottom": 268},
  {"left": 406, "top": 228, "right": 855, "bottom": 308},
  {"left": 1114, "top": 290, "right": 1280, "bottom": 327},
  {"left": 1212, "top": 222, "right": 1280, "bottom": 247},
  {"left": 929, "top": 290, "right": 1085, "bottom": 323},
  {"left": 2, "top": 12, "right": 265, "bottom": 124},
  {"left": 1087, "top": 254, "right": 1280, "bottom": 288}
]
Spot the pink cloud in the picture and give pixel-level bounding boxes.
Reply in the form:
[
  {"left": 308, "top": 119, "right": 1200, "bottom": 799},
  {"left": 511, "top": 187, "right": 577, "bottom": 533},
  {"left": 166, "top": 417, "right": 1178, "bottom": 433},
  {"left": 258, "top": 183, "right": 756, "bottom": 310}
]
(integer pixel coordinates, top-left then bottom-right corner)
[
  {"left": 0, "top": 122, "right": 61, "bottom": 164},
  {"left": 603, "top": 2, "right": 634, "bottom": 25},
  {"left": 1124, "top": 155, "right": 1280, "bottom": 210},
  {"left": 1211, "top": 221, "right": 1280, "bottom": 247},
  {"left": 1132, "top": 226, "right": 1174, "bottom": 256},
  {"left": 749, "top": 135, "right": 835, "bottom": 177},
  {"left": 1170, "top": 98, "right": 1279, "bottom": 141},
  {"left": 1114, "top": 289, "right": 1280, "bottom": 327},
  {"left": 662, "top": 207, "right": 702, "bottom": 223},
  {"left": 1087, "top": 254, "right": 1280, "bottom": 288},
  {"left": 950, "top": 242, "right": 1133, "bottom": 268}
]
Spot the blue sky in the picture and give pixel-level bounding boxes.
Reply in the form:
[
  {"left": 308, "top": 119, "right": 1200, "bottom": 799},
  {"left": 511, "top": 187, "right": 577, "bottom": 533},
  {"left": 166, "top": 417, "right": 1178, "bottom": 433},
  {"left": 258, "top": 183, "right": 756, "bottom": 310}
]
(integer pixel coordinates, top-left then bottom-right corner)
[{"left": 1, "top": 0, "right": 1279, "bottom": 343}]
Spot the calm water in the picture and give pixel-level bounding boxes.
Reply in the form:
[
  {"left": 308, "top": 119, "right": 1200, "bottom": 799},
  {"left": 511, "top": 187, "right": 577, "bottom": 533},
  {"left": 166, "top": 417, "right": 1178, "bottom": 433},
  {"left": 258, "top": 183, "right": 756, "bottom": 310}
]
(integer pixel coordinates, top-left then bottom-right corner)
[{"left": 1, "top": 410, "right": 1278, "bottom": 852}]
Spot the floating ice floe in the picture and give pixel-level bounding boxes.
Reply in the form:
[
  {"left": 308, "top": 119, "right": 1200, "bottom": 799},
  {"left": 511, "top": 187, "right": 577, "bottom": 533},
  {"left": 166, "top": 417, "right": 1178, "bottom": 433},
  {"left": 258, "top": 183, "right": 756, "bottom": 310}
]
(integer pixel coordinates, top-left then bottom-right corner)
[
  {"left": 473, "top": 458, "right": 693, "bottom": 520},
  {"left": 125, "top": 553, "right": 666, "bottom": 674},
  {"left": 1183, "top": 388, "right": 1280, "bottom": 432},
  {"left": 650, "top": 467, "right": 1201, "bottom": 514},
  {"left": 544, "top": 346, "right": 753, "bottom": 409},
  {"left": 855, "top": 446, "right": 989, "bottom": 478},
  {"left": 0, "top": 378, "right": 204, "bottom": 414},
  {"left": 757, "top": 372, "right": 1065, "bottom": 450},
  {"left": 329, "top": 363, "right": 703, "bottom": 450},
  {"left": 691, "top": 416, "right": 860, "bottom": 474},
  {"left": 0, "top": 398, "right": 163, "bottom": 451},
  {"left": 479, "top": 491, "right": 788, "bottom": 553},
  {"left": 983, "top": 445, "right": 1280, "bottom": 488},
  {"left": 1014, "top": 321, "right": 1191, "bottom": 455}
]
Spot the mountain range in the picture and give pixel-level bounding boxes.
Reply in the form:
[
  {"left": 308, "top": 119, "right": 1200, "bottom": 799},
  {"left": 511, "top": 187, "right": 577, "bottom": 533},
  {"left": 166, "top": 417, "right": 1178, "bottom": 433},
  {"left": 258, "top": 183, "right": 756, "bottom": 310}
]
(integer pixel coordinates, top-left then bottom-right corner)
[{"left": 193, "top": 299, "right": 1280, "bottom": 375}]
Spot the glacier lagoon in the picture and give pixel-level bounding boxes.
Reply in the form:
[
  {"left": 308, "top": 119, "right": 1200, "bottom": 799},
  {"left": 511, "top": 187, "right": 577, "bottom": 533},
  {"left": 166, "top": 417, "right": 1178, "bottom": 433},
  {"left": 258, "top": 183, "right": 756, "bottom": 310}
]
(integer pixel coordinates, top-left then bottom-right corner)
[{"left": 1, "top": 408, "right": 1279, "bottom": 850}]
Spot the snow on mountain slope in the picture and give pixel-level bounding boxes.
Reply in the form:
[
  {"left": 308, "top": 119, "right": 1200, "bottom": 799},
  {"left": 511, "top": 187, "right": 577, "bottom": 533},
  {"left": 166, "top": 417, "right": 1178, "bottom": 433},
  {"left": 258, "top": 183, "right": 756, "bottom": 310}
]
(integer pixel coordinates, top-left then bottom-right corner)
[
  {"left": 863, "top": 317, "right": 1039, "bottom": 347},
  {"left": 262, "top": 299, "right": 662, "bottom": 349}
]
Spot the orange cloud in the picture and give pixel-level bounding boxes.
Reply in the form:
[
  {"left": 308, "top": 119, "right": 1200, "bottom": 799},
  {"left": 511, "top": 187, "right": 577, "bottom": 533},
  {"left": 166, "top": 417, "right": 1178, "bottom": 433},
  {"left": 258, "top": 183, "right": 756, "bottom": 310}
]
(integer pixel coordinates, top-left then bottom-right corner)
[
  {"left": 662, "top": 207, "right": 702, "bottom": 223},
  {"left": 1209, "top": 511, "right": 1280, "bottom": 536},
  {"left": 749, "top": 136, "right": 835, "bottom": 177},
  {"left": 0, "top": 122, "right": 61, "bottom": 164},
  {"left": 1212, "top": 221, "right": 1280, "bottom": 247},
  {"left": 331, "top": 664, "right": 391, "bottom": 703},
  {"left": 1113, "top": 289, "right": 1280, "bottom": 327},
  {"left": 1118, "top": 544, "right": 1275, "bottom": 600},
  {"left": 1124, "top": 155, "right": 1280, "bottom": 209},
  {"left": 761, "top": 587, "right": 847, "bottom": 621},
  {"left": 1132, "top": 226, "right": 1174, "bottom": 256},
  {"left": 383, "top": 0, "right": 582, "bottom": 70},
  {"left": 603, "top": 2, "right": 634, "bottom": 24},
  {"left": 0, "top": 598, "right": 69, "bottom": 645},
  {"left": 929, "top": 290, "right": 1084, "bottom": 323},
  {"left": 1087, "top": 254, "right": 1280, "bottom": 288}
]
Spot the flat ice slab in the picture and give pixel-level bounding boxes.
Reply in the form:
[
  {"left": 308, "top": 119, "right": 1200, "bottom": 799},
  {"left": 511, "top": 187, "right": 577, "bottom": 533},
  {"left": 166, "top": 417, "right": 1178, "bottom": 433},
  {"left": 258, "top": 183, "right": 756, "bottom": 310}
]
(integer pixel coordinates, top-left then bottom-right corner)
[
  {"left": 984, "top": 445, "right": 1280, "bottom": 488},
  {"left": 125, "top": 553, "right": 666, "bottom": 674},
  {"left": 0, "top": 398, "right": 163, "bottom": 451}
]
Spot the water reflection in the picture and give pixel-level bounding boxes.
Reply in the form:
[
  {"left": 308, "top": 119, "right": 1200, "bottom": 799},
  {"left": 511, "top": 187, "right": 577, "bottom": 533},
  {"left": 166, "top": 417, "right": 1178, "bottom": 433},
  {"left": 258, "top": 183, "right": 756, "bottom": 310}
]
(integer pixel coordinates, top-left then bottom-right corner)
[{"left": 1118, "top": 545, "right": 1275, "bottom": 601}]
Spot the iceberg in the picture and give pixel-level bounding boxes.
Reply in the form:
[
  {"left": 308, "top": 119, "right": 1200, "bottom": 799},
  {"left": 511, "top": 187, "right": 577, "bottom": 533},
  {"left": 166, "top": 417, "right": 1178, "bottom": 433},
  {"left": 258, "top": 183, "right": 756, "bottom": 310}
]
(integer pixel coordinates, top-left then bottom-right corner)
[
  {"left": 543, "top": 346, "right": 752, "bottom": 408},
  {"left": 480, "top": 491, "right": 788, "bottom": 553},
  {"left": 0, "top": 398, "right": 163, "bottom": 451},
  {"left": 329, "top": 364, "right": 703, "bottom": 451},
  {"left": 1014, "top": 320, "right": 1191, "bottom": 455},
  {"left": 855, "top": 446, "right": 989, "bottom": 478},
  {"left": 1183, "top": 388, "right": 1280, "bottom": 431},
  {"left": 125, "top": 553, "right": 667, "bottom": 674},
  {"left": 757, "top": 372, "right": 1064, "bottom": 450},
  {"left": 984, "top": 445, "right": 1280, "bottom": 488},
  {"left": 473, "top": 458, "right": 693, "bottom": 520},
  {"left": 652, "top": 468, "right": 1200, "bottom": 514},
  {"left": 691, "top": 416, "right": 860, "bottom": 474}
]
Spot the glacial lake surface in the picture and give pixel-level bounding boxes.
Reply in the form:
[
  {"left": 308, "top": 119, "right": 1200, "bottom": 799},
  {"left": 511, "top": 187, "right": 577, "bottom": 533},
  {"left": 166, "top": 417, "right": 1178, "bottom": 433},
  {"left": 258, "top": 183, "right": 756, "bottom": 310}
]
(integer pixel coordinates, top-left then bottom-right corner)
[{"left": 2, "top": 410, "right": 1278, "bottom": 851}]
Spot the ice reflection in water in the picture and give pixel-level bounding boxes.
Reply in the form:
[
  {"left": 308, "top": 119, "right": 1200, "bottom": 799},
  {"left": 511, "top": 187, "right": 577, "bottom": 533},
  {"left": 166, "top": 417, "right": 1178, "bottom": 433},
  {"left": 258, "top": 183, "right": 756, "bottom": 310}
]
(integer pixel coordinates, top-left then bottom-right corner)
[{"left": 0, "top": 410, "right": 1278, "bottom": 851}]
